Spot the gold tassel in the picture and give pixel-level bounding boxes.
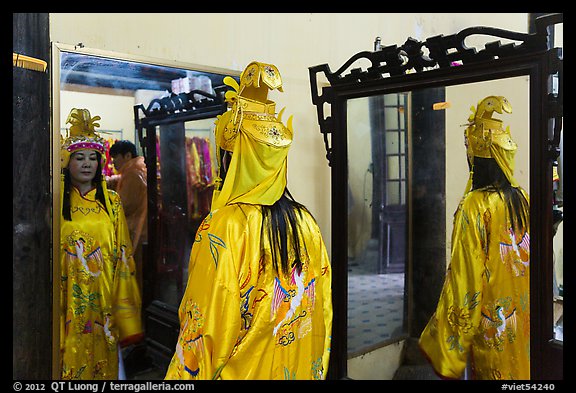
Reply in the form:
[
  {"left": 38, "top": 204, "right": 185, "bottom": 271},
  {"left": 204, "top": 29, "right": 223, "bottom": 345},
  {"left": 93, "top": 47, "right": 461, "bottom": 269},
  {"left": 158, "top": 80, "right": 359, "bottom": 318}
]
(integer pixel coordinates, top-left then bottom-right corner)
[{"left": 13, "top": 52, "right": 47, "bottom": 72}]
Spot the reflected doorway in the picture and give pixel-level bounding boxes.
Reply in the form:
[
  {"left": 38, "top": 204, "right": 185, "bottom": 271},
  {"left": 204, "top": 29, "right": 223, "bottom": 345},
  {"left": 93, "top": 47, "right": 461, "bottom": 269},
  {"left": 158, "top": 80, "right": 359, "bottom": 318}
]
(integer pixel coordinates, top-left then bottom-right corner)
[{"left": 346, "top": 93, "right": 411, "bottom": 358}]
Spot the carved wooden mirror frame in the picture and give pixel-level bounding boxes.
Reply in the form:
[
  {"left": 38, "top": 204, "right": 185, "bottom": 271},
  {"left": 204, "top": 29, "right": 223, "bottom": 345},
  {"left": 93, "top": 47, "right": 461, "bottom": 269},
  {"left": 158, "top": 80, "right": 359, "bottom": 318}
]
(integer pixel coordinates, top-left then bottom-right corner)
[{"left": 309, "top": 13, "right": 562, "bottom": 380}]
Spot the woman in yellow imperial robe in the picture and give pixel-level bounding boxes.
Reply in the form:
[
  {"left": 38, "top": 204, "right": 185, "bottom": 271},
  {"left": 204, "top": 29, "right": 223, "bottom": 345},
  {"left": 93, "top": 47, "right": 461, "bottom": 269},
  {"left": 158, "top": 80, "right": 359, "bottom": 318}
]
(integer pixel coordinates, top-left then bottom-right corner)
[
  {"left": 60, "top": 109, "right": 143, "bottom": 380},
  {"left": 419, "top": 96, "right": 530, "bottom": 380},
  {"left": 165, "top": 62, "right": 333, "bottom": 380}
]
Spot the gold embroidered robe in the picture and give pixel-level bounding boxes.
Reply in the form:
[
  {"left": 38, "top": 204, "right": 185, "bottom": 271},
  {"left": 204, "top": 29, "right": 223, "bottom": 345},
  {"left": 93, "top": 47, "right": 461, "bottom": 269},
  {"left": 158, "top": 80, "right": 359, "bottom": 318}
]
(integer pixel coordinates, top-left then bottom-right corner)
[
  {"left": 60, "top": 187, "right": 142, "bottom": 379},
  {"left": 419, "top": 189, "right": 530, "bottom": 380},
  {"left": 165, "top": 203, "right": 332, "bottom": 380}
]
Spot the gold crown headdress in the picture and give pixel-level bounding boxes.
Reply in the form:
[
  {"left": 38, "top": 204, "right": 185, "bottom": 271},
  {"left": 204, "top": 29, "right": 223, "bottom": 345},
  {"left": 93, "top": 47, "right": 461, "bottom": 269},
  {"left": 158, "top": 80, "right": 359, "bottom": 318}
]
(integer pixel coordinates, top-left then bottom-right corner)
[
  {"left": 463, "top": 95, "right": 519, "bottom": 193},
  {"left": 464, "top": 95, "right": 515, "bottom": 159},
  {"left": 211, "top": 61, "right": 294, "bottom": 210},
  {"left": 61, "top": 108, "right": 106, "bottom": 168},
  {"left": 215, "top": 61, "right": 292, "bottom": 152},
  {"left": 60, "top": 108, "right": 113, "bottom": 220}
]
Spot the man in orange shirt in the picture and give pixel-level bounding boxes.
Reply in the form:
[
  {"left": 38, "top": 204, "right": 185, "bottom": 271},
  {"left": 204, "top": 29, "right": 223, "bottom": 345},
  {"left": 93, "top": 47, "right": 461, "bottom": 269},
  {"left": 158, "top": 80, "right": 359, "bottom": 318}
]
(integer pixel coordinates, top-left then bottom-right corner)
[{"left": 108, "top": 140, "right": 148, "bottom": 291}]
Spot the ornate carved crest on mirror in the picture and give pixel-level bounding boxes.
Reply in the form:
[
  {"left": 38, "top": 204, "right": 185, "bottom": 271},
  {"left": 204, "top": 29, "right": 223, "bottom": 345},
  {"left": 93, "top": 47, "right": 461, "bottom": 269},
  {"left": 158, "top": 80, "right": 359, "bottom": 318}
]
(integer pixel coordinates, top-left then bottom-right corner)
[{"left": 309, "top": 13, "right": 562, "bottom": 380}]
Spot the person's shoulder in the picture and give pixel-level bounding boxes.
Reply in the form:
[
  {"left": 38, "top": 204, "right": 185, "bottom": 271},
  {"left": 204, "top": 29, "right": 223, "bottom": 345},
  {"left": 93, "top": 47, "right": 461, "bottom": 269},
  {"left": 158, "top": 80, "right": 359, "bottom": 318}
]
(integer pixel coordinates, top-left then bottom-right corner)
[
  {"left": 105, "top": 189, "right": 124, "bottom": 209},
  {"left": 461, "top": 188, "right": 513, "bottom": 214},
  {"left": 210, "top": 204, "right": 262, "bottom": 231},
  {"left": 213, "top": 203, "right": 260, "bottom": 217},
  {"left": 132, "top": 156, "right": 147, "bottom": 170},
  {"left": 460, "top": 189, "right": 493, "bottom": 212},
  {"left": 298, "top": 207, "right": 320, "bottom": 227},
  {"left": 107, "top": 188, "right": 120, "bottom": 200},
  {"left": 518, "top": 187, "right": 530, "bottom": 202}
]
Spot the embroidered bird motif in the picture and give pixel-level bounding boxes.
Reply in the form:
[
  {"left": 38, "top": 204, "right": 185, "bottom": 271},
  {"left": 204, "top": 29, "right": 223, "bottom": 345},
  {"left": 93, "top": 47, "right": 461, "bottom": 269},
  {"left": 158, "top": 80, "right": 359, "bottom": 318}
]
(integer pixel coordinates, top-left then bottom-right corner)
[
  {"left": 271, "top": 268, "right": 316, "bottom": 338},
  {"left": 72, "top": 238, "right": 103, "bottom": 277},
  {"left": 481, "top": 305, "right": 517, "bottom": 341},
  {"left": 500, "top": 229, "right": 530, "bottom": 276},
  {"left": 273, "top": 269, "right": 305, "bottom": 336}
]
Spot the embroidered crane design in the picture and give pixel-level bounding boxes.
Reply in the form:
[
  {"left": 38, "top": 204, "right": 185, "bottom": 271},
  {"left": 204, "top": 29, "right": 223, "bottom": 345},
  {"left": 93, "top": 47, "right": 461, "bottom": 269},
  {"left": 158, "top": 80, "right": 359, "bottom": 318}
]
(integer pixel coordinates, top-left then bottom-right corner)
[
  {"left": 271, "top": 267, "right": 316, "bottom": 341},
  {"left": 481, "top": 305, "right": 517, "bottom": 341},
  {"left": 499, "top": 229, "right": 530, "bottom": 276}
]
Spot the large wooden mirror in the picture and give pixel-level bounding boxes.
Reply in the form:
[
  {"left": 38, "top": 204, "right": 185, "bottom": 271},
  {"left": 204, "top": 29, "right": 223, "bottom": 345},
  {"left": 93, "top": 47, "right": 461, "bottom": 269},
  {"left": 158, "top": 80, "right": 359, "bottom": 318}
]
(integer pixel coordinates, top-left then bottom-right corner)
[
  {"left": 310, "top": 13, "right": 562, "bottom": 380},
  {"left": 51, "top": 43, "right": 238, "bottom": 379}
]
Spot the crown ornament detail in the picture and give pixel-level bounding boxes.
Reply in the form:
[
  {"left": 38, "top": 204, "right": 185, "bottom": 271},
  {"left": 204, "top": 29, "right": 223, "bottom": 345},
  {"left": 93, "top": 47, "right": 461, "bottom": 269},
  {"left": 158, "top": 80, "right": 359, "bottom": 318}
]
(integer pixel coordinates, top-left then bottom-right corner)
[
  {"left": 464, "top": 95, "right": 516, "bottom": 160},
  {"left": 215, "top": 61, "right": 293, "bottom": 153},
  {"left": 61, "top": 108, "right": 106, "bottom": 168}
]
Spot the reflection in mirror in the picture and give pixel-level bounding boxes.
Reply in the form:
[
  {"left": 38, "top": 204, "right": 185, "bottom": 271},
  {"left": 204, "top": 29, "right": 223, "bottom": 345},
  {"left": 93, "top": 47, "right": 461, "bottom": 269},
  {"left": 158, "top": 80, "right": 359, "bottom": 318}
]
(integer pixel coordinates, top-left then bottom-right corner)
[
  {"left": 59, "top": 51, "right": 227, "bottom": 153},
  {"left": 345, "top": 76, "right": 531, "bottom": 378},
  {"left": 346, "top": 93, "right": 409, "bottom": 358},
  {"left": 56, "top": 47, "right": 232, "bottom": 379},
  {"left": 551, "top": 22, "right": 564, "bottom": 343},
  {"left": 445, "top": 76, "right": 530, "bottom": 258},
  {"left": 153, "top": 118, "right": 217, "bottom": 306},
  {"left": 552, "top": 72, "right": 563, "bottom": 342},
  {"left": 58, "top": 50, "right": 227, "bottom": 307},
  {"left": 439, "top": 78, "right": 531, "bottom": 380}
]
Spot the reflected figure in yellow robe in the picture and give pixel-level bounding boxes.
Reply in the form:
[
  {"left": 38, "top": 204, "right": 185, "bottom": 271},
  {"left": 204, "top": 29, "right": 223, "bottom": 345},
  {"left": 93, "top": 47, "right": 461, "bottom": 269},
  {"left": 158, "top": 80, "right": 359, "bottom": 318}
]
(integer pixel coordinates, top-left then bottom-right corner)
[
  {"left": 419, "top": 96, "right": 530, "bottom": 379},
  {"left": 60, "top": 109, "right": 143, "bottom": 379},
  {"left": 165, "top": 62, "right": 333, "bottom": 380}
]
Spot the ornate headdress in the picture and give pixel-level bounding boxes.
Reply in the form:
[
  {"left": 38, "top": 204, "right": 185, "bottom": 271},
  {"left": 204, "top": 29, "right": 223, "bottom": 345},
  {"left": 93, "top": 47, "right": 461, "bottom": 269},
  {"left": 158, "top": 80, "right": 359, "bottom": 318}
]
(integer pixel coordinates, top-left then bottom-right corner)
[
  {"left": 211, "top": 61, "right": 294, "bottom": 210},
  {"left": 463, "top": 95, "right": 519, "bottom": 193},
  {"left": 61, "top": 108, "right": 106, "bottom": 168},
  {"left": 60, "top": 108, "right": 113, "bottom": 218}
]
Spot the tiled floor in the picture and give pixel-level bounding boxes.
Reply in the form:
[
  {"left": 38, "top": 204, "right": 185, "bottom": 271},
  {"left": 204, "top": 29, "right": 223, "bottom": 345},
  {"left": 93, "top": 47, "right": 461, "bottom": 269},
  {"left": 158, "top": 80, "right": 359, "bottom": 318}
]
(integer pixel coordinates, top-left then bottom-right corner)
[{"left": 348, "top": 261, "right": 406, "bottom": 356}]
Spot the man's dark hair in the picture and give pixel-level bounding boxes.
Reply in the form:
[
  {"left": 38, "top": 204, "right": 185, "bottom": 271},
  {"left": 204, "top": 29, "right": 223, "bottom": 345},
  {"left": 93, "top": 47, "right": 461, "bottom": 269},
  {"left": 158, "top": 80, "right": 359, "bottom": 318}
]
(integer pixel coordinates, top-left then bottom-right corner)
[{"left": 110, "top": 140, "right": 138, "bottom": 158}]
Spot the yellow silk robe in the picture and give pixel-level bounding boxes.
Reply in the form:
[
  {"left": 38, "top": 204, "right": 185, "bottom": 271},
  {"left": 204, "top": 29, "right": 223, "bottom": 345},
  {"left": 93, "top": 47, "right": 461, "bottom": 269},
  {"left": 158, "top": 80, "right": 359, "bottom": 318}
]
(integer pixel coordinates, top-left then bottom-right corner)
[
  {"left": 60, "top": 186, "right": 143, "bottom": 380},
  {"left": 165, "top": 203, "right": 333, "bottom": 380},
  {"left": 419, "top": 189, "right": 530, "bottom": 380}
]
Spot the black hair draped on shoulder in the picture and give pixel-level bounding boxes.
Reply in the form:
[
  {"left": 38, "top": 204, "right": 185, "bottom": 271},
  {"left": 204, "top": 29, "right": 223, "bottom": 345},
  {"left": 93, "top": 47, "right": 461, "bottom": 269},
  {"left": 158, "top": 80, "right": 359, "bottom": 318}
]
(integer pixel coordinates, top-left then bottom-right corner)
[
  {"left": 261, "top": 189, "right": 312, "bottom": 277},
  {"left": 62, "top": 151, "right": 110, "bottom": 221},
  {"left": 217, "top": 148, "right": 313, "bottom": 276},
  {"left": 471, "top": 157, "right": 529, "bottom": 233}
]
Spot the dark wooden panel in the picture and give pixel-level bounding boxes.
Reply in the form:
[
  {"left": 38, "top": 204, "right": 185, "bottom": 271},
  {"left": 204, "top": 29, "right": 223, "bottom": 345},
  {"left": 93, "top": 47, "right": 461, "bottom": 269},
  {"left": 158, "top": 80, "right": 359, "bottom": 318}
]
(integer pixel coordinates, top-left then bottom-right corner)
[
  {"left": 12, "top": 13, "right": 52, "bottom": 380},
  {"left": 144, "top": 301, "right": 180, "bottom": 370},
  {"left": 409, "top": 87, "right": 447, "bottom": 336}
]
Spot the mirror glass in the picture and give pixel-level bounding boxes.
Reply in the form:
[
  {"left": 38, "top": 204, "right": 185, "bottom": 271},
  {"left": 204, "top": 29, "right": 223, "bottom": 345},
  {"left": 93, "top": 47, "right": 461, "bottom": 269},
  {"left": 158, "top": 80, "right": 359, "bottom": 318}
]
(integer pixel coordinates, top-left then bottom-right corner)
[
  {"left": 552, "top": 71, "right": 563, "bottom": 343},
  {"left": 151, "top": 117, "right": 217, "bottom": 306},
  {"left": 58, "top": 50, "right": 228, "bottom": 307},
  {"left": 345, "top": 75, "right": 530, "bottom": 376},
  {"left": 346, "top": 93, "right": 409, "bottom": 358},
  {"left": 550, "top": 21, "right": 563, "bottom": 344},
  {"left": 55, "top": 46, "right": 233, "bottom": 379},
  {"left": 59, "top": 50, "right": 228, "bottom": 154}
]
